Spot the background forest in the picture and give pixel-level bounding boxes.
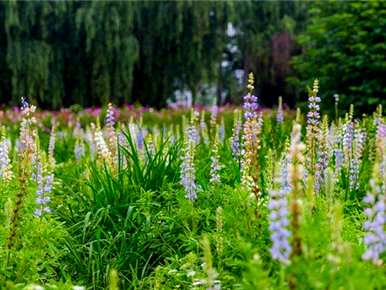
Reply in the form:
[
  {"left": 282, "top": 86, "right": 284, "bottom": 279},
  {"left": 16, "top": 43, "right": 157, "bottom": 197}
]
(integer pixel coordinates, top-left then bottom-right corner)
[{"left": 0, "top": 0, "right": 385, "bottom": 112}]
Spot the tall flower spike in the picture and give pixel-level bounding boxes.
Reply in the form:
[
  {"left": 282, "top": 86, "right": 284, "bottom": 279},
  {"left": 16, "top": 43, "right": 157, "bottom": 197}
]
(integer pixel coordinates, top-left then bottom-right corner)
[
  {"left": 314, "top": 115, "right": 330, "bottom": 193},
  {"left": 48, "top": 123, "right": 56, "bottom": 167},
  {"left": 210, "top": 105, "right": 218, "bottom": 133},
  {"left": 209, "top": 126, "right": 222, "bottom": 184},
  {"left": 276, "top": 96, "right": 284, "bottom": 124},
  {"left": 189, "top": 109, "right": 200, "bottom": 145},
  {"left": 74, "top": 139, "right": 85, "bottom": 160},
  {"left": 95, "top": 125, "right": 113, "bottom": 167},
  {"left": 268, "top": 156, "right": 292, "bottom": 265},
  {"left": 34, "top": 157, "right": 53, "bottom": 218},
  {"left": 7, "top": 98, "right": 36, "bottom": 249},
  {"left": 288, "top": 123, "right": 305, "bottom": 258},
  {"left": 241, "top": 73, "right": 262, "bottom": 196},
  {"left": 105, "top": 103, "right": 117, "bottom": 161},
  {"left": 362, "top": 135, "right": 385, "bottom": 265},
  {"left": 349, "top": 126, "right": 366, "bottom": 191},
  {"left": 306, "top": 79, "right": 321, "bottom": 175},
  {"left": 342, "top": 119, "right": 354, "bottom": 168},
  {"left": 0, "top": 135, "right": 12, "bottom": 182},
  {"left": 230, "top": 110, "right": 242, "bottom": 161},
  {"left": 180, "top": 112, "right": 198, "bottom": 200}
]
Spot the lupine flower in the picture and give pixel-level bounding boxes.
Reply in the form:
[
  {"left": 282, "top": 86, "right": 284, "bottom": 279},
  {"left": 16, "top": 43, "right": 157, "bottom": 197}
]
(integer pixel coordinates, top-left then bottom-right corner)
[
  {"left": 334, "top": 148, "right": 343, "bottom": 175},
  {"left": 74, "top": 140, "right": 85, "bottom": 160},
  {"left": 210, "top": 105, "right": 218, "bottom": 130},
  {"left": 209, "top": 128, "right": 222, "bottom": 184},
  {"left": 104, "top": 103, "right": 117, "bottom": 159},
  {"left": 105, "top": 103, "right": 116, "bottom": 128},
  {"left": 230, "top": 110, "right": 242, "bottom": 160},
  {"left": 137, "top": 125, "right": 145, "bottom": 150},
  {"left": 342, "top": 120, "right": 354, "bottom": 167},
  {"left": 268, "top": 157, "right": 292, "bottom": 265},
  {"left": 288, "top": 123, "right": 306, "bottom": 258},
  {"left": 48, "top": 124, "right": 56, "bottom": 165},
  {"left": 73, "top": 121, "right": 83, "bottom": 139},
  {"left": 376, "top": 119, "right": 386, "bottom": 185},
  {"left": 0, "top": 137, "right": 12, "bottom": 181},
  {"left": 19, "top": 100, "right": 37, "bottom": 157},
  {"left": 362, "top": 174, "right": 385, "bottom": 265},
  {"left": 34, "top": 160, "right": 53, "bottom": 217},
  {"left": 349, "top": 127, "right": 366, "bottom": 191},
  {"left": 242, "top": 88, "right": 258, "bottom": 120},
  {"left": 95, "top": 127, "right": 113, "bottom": 166},
  {"left": 241, "top": 73, "right": 262, "bottom": 194},
  {"left": 315, "top": 116, "right": 331, "bottom": 193},
  {"left": 306, "top": 79, "right": 321, "bottom": 174},
  {"left": 191, "top": 110, "right": 200, "bottom": 145},
  {"left": 7, "top": 98, "right": 37, "bottom": 249},
  {"left": 276, "top": 96, "right": 284, "bottom": 124},
  {"left": 180, "top": 114, "right": 198, "bottom": 200},
  {"left": 85, "top": 126, "right": 96, "bottom": 160}
]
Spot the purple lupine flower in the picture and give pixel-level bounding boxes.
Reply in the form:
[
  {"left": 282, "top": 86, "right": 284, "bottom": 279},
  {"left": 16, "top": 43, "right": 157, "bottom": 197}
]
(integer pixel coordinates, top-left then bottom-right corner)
[
  {"left": 181, "top": 122, "right": 197, "bottom": 200},
  {"left": 305, "top": 80, "right": 321, "bottom": 154},
  {"left": 74, "top": 140, "right": 85, "bottom": 160},
  {"left": 34, "top": 162, "right": 53, "bottom": 217},
  {"left": 105, "top": 103, "right": 116, "bottom": 128},
  {"left": 306, "top": 97, "right": 321, "bottom": 127},
  {"left": 209, "top": 139, "right": 222, "bottom": 184},
  {"left": 243, "top": 93, "right": 258, "bottom": 120},
  {"left": 210, "top": 105, "right": 218, "bottom": 128},
  {"left": 362, "top": 179, "right": 386, "bottom": 265},
  {"left": 334, "top": 148, "right": 343, "bottom": 174},
  {"left": 0, "top": 138, "right": 12, "bottom": 181},
  {"left": 21, "top": 97, "right": 29, "bottom": 111},
  {"left": 268, "top": 157, "right": 292, "bottom": 265},
  {"left": 191, "top": 111, "right": 200, "bottom": 144},
  {"left": 276, "top": 96, "right": 284, "bottom": 124},
  {"left": 136, "top": 126, "right": 144, "bottom": 150},
  {"left": 349, "top": 128, "right": 366, "bottom": 191},
  {"left": 230, "top": 117, "right": 242, "bottom": 160},
  {"left": 342, "top": 121, "right": 354, "bottom": 166},
  {"left": 377, "top": 120, "right": 386, "bottom": 139}
]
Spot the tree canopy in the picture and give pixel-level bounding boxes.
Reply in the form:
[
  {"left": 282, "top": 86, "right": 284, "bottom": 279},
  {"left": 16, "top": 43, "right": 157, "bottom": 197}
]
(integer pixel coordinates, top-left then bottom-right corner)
[
  {"left": 290, "top": 0, "right": 386, "bottom": 113},
  {"left": 0, "top": 1, "right": 384, "bottom": 111}
]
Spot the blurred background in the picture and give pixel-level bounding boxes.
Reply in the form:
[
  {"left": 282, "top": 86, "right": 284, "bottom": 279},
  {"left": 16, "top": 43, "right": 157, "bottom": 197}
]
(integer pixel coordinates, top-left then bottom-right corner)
[{"left": 0, "top": 0, "right": 384, "bottom": 112}]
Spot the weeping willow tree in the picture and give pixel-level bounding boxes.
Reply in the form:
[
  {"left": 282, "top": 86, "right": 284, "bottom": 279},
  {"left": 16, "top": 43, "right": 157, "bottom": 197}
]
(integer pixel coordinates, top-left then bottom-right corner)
[
  {"left": 75, "top": 1, "right": 138, "bottom": 106},
  {"left": 0, "top": 1, "right": 308, "bottom": 109},
  {"left": 132, "top": 1, "right": 232, "bottom": 107},
  {"left": 0, "top": 1, "right": 233, "bottom": 108},
  {"left": 4, "top": 1, "right": 68, "bottom": 108}
]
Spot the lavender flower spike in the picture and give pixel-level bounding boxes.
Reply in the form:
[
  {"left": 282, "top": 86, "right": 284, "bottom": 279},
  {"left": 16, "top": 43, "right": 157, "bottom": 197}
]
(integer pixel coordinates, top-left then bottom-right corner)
[
  {"left": 276, "top": 96, "right": 284, "bottom": 124},
  {"left": 268, "top": 157, "right": 292, "bottom": 265},
  {"left": 180, "top": 114, "right": 198, "bottom": 200}
]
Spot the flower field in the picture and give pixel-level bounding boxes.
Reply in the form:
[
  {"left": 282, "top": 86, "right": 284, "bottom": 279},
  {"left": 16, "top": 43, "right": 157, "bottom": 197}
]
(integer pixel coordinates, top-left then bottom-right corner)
[{"left": 0, "top": 77, "right": 385, "bottom": 289}]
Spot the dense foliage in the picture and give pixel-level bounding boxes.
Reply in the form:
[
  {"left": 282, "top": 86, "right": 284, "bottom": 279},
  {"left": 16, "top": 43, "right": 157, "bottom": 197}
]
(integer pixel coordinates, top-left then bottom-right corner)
[
  {"left": 0, "top": 1, "right": 307, "bottom": 108},
  {"left": 290, "top": 0, "right": 386, "bottom": 113},
  {"left": 0, "top": 79, "right": 385, "bottom": 289}
]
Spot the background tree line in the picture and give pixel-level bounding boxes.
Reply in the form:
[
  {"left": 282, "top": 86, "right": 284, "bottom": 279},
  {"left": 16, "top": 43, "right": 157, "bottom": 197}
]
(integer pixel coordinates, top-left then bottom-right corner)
[{"left": 0, "top": 0, "right": 384, "bottom": 112}]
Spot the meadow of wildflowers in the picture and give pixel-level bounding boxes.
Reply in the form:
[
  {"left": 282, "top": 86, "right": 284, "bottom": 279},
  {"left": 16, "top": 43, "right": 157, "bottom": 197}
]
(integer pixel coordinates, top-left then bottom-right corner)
[{"left": 0, "top": 77, "right": 385, "bottom": 289}]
